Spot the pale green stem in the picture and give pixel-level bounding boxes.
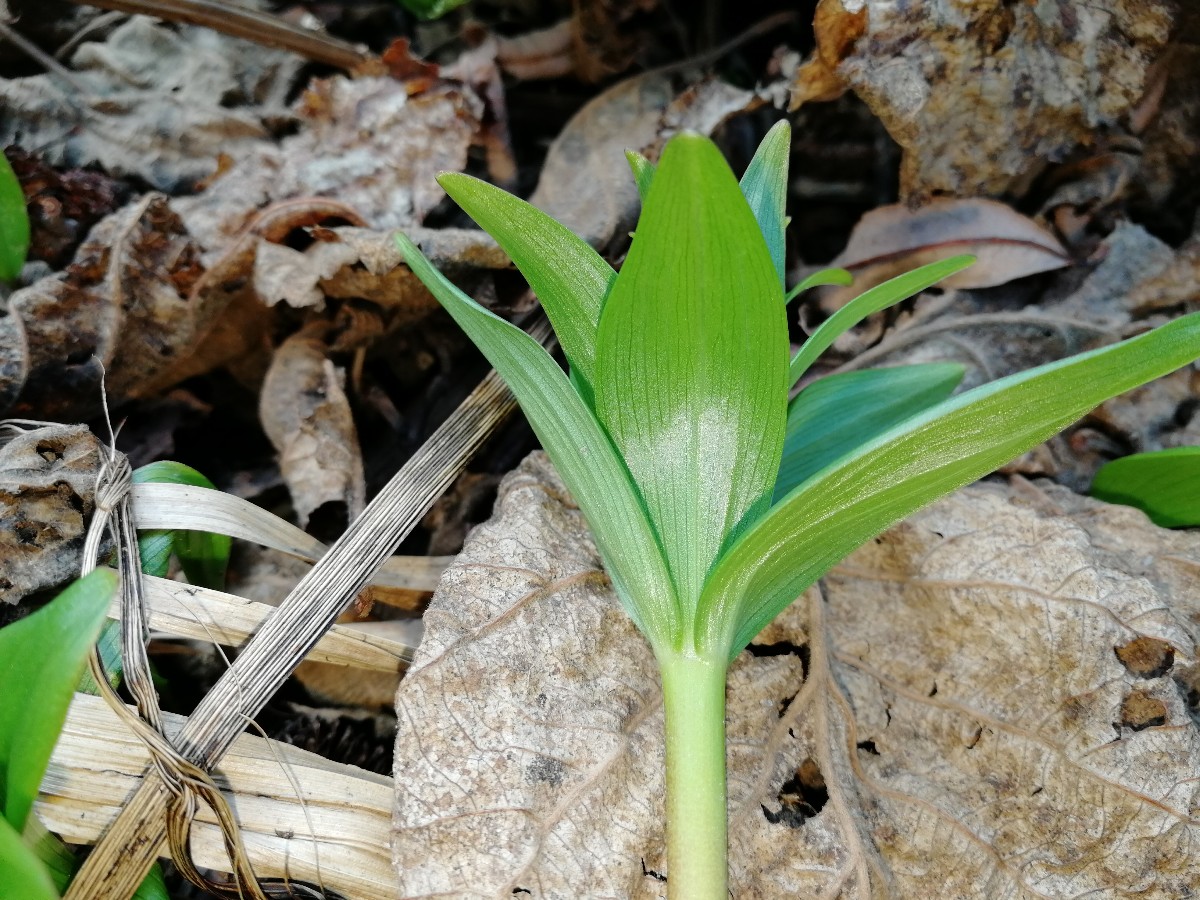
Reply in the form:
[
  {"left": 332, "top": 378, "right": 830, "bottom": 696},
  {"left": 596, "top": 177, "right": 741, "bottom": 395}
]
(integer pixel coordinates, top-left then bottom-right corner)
[{"left": 660, "top": 652, "right": 729, "bottom": 900}]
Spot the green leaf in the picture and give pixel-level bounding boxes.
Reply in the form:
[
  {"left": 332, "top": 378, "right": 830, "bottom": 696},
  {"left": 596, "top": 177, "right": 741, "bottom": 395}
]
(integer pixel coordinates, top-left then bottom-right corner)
[
  {"left": 1090, "top": 447, "right": 1200, "bottom": 528},
  {"left": 774, "top": 364, "right": 965, "bottom": 501},
  {"left": 789, "top": 255, "right": 975, "bottom": 387},
  {"left": 131, "top": 862, "right": 169, "bottom": 900},
  {"left": 0, "top": 151, "right": 30, "bottom": 283},
  {"left": 626, "top": 150, "right": 655, "bottom": 201},
  {"left": 24, "top": 816, "right": 76, "bottom": 892},
  {"left": 133, "top": 462, "right": 229, "bottom": 590},
  {"left": 0, "top": 817, "right": 58, "bottom": 900},
  {"left": 784, "top": 267, "right": 853, "bottom": 302},
  {"left": 77, "top": 619, "right": 123, "bottom": 695},
  {"left": 395, "top": 232, "right": 679, "bottom": 647},
  {"left": 437, "top": 173, "right": 616, "bottom": 403},
  {"left": 594, "top": 134, "right": 788, "bottom": 618},
  {"left": 737, "top": 121, "right": 790, "bottom": 287},
  {"left": 393, "top": 0, "right": 470, "bottom": 20},
  {"left": 0, "top": 569, "right": 118, "bottom": 831},
  {"left": 698, "top": 313, "right": 1200, "bottom": 658}
]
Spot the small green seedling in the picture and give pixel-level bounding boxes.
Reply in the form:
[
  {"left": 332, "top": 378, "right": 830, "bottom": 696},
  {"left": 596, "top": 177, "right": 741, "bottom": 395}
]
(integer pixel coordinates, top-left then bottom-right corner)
[
  {"left": 0, "top": 151, "right": 30, "bottom": 283},
  {"left": 1090, "top": 446, "right": 1200, "bottom": 528},
  {"left": 397, "top": 124, "right": 1200, "bottom": 897}
]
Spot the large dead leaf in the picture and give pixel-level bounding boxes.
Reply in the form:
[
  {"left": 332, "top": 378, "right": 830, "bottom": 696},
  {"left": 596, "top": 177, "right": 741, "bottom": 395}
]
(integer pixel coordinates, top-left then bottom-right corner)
[
  {"left": 792, "top": 0, "right": 1176, "bottom": 198},
  {"left": 393, "top": 451, "right": 1200, "bottom": 897},
  {"left": 0, "top": 15, "right": 299, "bottom": 192}
]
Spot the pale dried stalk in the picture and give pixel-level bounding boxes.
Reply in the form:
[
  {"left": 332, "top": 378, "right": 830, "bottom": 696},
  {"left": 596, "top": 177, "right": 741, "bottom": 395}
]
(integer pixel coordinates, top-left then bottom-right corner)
[
  {"left": 115, "top": 571, "right": 417, "bottom": 669},
  {"left": 64, "top": 0, "right": 369, "bottom": 70},
  {"left": 40, "top": 694, "right": 395, "bottom": 899},
  {"left": 66, "top": 331, "right": 540, "bottom": 898},
  {"left": 132, "top": 482, "right": 452, "bottom": 591}
]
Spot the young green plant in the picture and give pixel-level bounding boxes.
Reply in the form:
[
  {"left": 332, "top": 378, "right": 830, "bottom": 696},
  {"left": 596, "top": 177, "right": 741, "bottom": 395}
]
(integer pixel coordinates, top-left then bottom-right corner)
[{"left": 396, "top": 125, "right": 1200, "bottom": 898}]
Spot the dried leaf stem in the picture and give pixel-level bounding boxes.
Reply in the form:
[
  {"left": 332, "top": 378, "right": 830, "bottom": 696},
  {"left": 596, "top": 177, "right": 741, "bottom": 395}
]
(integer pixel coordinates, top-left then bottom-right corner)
[{"left": 64, "top": 0, "right": 370, "bottom": 70}]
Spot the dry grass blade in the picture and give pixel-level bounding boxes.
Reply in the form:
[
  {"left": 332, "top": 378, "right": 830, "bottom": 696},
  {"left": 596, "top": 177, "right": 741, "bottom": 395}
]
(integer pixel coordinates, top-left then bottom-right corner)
[
  {"left": 132, "top": 482, "right": 452, "bottom": 591},
  {"left": 64, "top": 0, "right": 370, "bottom": 70},
  {"left": 40, "top": 694, "right": 395, "bottom": 900},
  {"left": 66, "top": 319, "right": 549, "bottom": 899},
  {"left": 120, "top": 571, "right": 416, "bottom": 668}
]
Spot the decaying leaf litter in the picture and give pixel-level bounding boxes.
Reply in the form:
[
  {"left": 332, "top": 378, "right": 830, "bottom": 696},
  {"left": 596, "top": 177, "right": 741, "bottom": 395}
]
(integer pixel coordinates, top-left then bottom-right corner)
[{"left": 1, "top": 0, "right": 1198, "bottom": 897}]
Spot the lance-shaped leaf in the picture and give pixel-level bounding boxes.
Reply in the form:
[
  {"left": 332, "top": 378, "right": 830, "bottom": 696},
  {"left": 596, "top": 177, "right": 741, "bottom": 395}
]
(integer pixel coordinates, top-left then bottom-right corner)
[
  {"left": 437, "top": 173, "right": 616, "bottom": 402},
  {"left": 697, "top": 312, "right": 1200, "bottom": 657},
  {"left": 628, "top": 124, "right": 791, "bottom": 287},
  {"left": 594, "top": 134, "right": 788, "bottom": 616},
  {"left": 395, "top": 233, "right": 679, "bottom": 645},
  {"left": 1090, "top": 447, "right": 1200, "bottom": 528},
  {"left": 0, "top": 152, "right": 29, "bottom": 283},
  {"left": 0, "top": 817, "right": 57, "bottom": 900},
  {"left": 0, "top": 569, "right": 117, "bottom": 832},
  {"left": 737, "top": 121, "right": 790, "bottom": 286},
  {"left": 774, "top": 363, "right": 964, "bottom": 501},
  {"left": 789, "top": 255, "right": 975, "bottom": 387}
]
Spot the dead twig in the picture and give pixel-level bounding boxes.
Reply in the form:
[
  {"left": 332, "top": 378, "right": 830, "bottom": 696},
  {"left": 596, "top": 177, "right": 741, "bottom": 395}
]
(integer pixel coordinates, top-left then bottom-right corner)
[{"left": 64, "top": 0, "right": 370, "bottom": 70}]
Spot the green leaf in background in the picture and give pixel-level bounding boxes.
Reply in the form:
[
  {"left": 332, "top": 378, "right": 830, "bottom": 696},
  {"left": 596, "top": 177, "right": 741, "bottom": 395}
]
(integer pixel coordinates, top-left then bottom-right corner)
[
  {"left": 698, "top": 312, "right": 1200, "bottom": 657},
  {"left": 784, "top": 266, "right": 853, "bottom": 301},
  {"left": 0, "top": 569, "right": 118, "bottom": 832},
  {"left": 393, "top": 0, "right": 470, "bottom": 20},
  {"left": 1090, "top": 447, "right": 1200, "bottom": 528},
  {"left": 394, "top": 232, "right": 679, "bottom": 647},
  {"left": 132, "top": 462, "right": 230, "bottom": 590},
  {"left": 594, "top": 134, "right": 788, "bottom": 619},
  {"left": 773, "top": 364, "right": 965, "bottom": 501},
  {"left": 789, "top": 255, "right": 975, "bottom": 387},
  {"left": 0, "top": 150, "right": 30, "bottom": 283},
  {"left": 737, "top": 121, "right": 790, "bottom": 287},
  {"left": 0, "top": 816, "right": 58, "bottom": 900},
  {"left": 437, "top": 173, "right": 616, "bottom": 402}
]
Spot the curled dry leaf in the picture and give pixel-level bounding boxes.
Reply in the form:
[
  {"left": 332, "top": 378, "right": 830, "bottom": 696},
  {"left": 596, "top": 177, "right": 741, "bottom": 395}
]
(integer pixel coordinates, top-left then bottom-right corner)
[
  {"left": 0, "top": 16, "right": 300, "bottom": 191},
  {"left": 528, "top": 73, "right": 759, "bottom": 248},
  {"left": 393, "top": 451, "right": 1200, "bottom": 898},
  {"left": 0, "top": 194, "right": 214, "bottom": 419},
  {"left": 0, "top": 424, "right": 101, "bottom": 605},
  {"left": 175, "top": 76, "right": 484, "bottom": 252},
  {"left": 791, "top": 0, "right": 1176, "bottom": 199},
  {"left": 260, "top": 329, "right": 365, "bottom": 532},
  {"left": 816, "top": 198, "right": 1070, "bottom": 310}
]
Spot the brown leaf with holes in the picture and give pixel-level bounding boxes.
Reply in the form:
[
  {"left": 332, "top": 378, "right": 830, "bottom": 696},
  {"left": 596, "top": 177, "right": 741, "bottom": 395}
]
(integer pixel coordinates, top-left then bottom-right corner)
[
  {"left": 817, "top": 198, "right": 1070, "bottom": 311},
  {"left": 393, "top": 452, "right": 1200, "bottom": 897},
  {"left": 0, "top": 424, "right": 102, "bottom": 605},
  {"left": 791, "top": 0, "right": 1176, "bottom": 199},
  {"left": 260, "top": 329, "right": 365, "bottom": 533}
]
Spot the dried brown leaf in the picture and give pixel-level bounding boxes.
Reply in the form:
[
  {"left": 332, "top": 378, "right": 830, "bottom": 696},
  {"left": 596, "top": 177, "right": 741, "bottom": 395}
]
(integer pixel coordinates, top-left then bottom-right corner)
[
  {"left": 0, "top": 16, "right": 300, "bottom": 192},
  {"left": 818, "top": 198, "right": 1070, "bottom": 310},
  {"left": 792, "top": 0, "right": 1176, "bottom": 199},
  {"left": 260, "top": 330, "right": 365, "bottom": 531},
  {"left": 2, "top": 195, "right": 216, "bottom": 418},
  {"left": 393, "top": 452, "right": 1200, "bottom": 898}
]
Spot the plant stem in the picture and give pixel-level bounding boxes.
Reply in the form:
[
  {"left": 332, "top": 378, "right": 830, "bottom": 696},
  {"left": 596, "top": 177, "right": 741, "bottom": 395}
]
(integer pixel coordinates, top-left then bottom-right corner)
[{"left": 660, "top": 652, "right": 729, "bottom": 900}]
